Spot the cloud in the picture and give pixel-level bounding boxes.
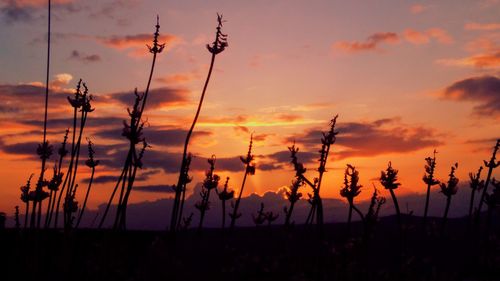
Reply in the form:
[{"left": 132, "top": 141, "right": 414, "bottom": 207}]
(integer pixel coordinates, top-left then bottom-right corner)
[
  {"left": 156, "top": 71, "right": 201, "bottom": 85},
  {"left": 89, "top": 184, "right": 474, "bottom": 230},
  {"left": 465, "top": 22, "right": 500, "bottom": 31},
  {"left": 0, "top": 140, "right": 38, "bottom": 156},
  {"left": 333, "top": 32, "right": 399, "bottom": 53},
  {"left": 284, "top": 118, "right": 442, "bottom": 159},
  {"left": 94, "top": 126, "right": 212, "bottom": 147},
  {"left": 410, "top": 4, "right": 428, "bottom": 14},
  {"left": 436, "top": 50, "right": 500, "bottom": 69},
  {"left": 69, "top": 50, "right": 101, "bottom": 63},
  {"left": 442, "top": 75, "right": 500, "bottom": 117},
  {"left": 0, "top": 0, "right": 79, "bottom": 23},
  {"left": 49, "top": 73, "right": 73, "bottom": 88},
  {"left": 404, "top": 28, "right": 453, "bottom": 45},
  {"left": 334, "top": 28, "right": 452, "bottom": 53},
  {"left": 107, "top": 87, "right": 191, "bottom": 110},
  {"left": 96, "top": 33, "right": 181, "bottom": 57},
  {"left": 134, "top": 184, "right": 175, "bottom": 193},
  {"left": 0, "top": 81, "right": 71, "bottom": 115}
]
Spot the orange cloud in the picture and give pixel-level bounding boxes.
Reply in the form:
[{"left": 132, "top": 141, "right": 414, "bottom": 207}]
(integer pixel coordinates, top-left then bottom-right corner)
[
  {"left": 436, "top": 51, "right": 500, "bottom": 68},
  {"left": 404, "top": 28, "right": 453, "bottom": 45},
  {"left": 465, "top": 22, "right": 500, "bottom": 31},
  {"left": 96, "top": 33, "right": 182, "bottom": 57},
  {"left": 156, "top": 71, "right": 201, "bottom": 85},
  {"left": 99, "top": 34, "right": 179, "bottom": 49},
  {"left": 333, "top": 32, "right": 399, "bottom": 53}
]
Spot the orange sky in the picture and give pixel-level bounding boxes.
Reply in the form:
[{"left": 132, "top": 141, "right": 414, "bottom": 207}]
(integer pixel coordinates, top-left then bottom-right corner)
[{"left": 0, "top": 0, "right": 499, "bottom": 214}]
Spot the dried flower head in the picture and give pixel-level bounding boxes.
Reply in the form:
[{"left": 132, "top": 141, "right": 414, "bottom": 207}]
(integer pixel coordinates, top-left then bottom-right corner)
[
  {"left": 440, "top": 163, "right": 459, "bottom": 197},
  {"left": 423, "top": 149, "right": 440, "bottom": 186},
  {"left": 206, "top": 13, "right": 228, "bottom": 55},
  {"left": 380, "top": 161, "right": 401, "bottom": 190},
  {"left": 340, "top": 164, "right": 362, "bottom": 200},
  {"left": 85, "top": 139, "right": 100, "bottom": 168}
]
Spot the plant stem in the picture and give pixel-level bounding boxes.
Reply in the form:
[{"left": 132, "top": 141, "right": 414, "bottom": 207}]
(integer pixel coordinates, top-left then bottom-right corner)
[
  {"left": 171, "top": 52, "right": 217, "bottom": 232},
  {"left": 75, "top": 166, "right": 95, "bottom": 229},
  {"left": 230, "top": 171, "right": 249, "bottom": 230},
  {"left": 389, "top": 189, "right": 401, "bottom": 230}
]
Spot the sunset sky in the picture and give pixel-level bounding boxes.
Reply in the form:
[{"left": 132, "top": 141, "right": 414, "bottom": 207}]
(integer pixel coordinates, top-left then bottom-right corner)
[{"left": 0, "top": 0, "right": 499, "bottom": 216}]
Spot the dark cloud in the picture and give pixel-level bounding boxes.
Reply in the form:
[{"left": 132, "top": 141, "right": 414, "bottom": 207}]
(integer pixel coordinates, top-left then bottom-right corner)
[
  {"left": 0, "top": 140, "right": 38, "bottom": 156},
  {"left": 285, "top": 118, "right": 442, "bottom": 159},
  {"left": 442, "top": 75, "right": 500, "bottom": 117},
  {"left": 134, "top": 184, "right": 175, "bottom": 193},
  {"left": 0, "top": 83, "right": 69, "bottom": 111},
  {"left": 108, "top": 87, "right": 190, "bottom": 110},
  {"left": 0, "top": 0, "right": 82, "bottom": 24},
  {"left": 69, "top": 50, "right": 101, "bottom": 63},
  {"left": 94, "top": 126, "right": 212, "bottom": 147},
  {"left": 86, "top": 183, "right": 474, "bottom": 230}
]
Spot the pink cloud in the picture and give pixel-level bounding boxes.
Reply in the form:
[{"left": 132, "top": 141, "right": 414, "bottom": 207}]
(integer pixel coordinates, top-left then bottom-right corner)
[
  {"left": 410, "top": 4, "right": 427, "bottom": 14},
  {"left": 404, "top": 28, "right": 453, "bottom": 45},
  {"left": 333, "top": 32, "right": 399, "bottom": 53},
  {"left": 465, "top": 22, "right": 500, "bottom": 31}
]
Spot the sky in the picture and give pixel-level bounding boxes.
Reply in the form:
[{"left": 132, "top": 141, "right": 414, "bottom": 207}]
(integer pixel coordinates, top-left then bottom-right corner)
[{"left": 0, "top": 0, "right": 499, "bottom": 220}]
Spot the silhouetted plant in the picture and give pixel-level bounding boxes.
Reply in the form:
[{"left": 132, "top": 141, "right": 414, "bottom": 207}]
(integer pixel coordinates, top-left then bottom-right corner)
[
  {"left": 216, "top": 177, "right": 234, "bottom": 229},
  {"left": 475, "top": 139, "right": 500, "bottom": 224},
  {"left": 468, "top": 166, "right": 484, "bottom": 224},
  {"left": 20, "top": 174, "right": 33, "bottom": 229},
  {"left": 75, "top": 139, "right": 99, "bottom": 228},
  {"left": 195, "top": 155, "right": 220, "bottom": 231},
  {"left": 27, "top": 0, "right": 53, "bottom": 229},
  {"left": 52, "top": 80, "right": 93, "bottom": 229},
  {"left": 98, "top": 17, "right": 164, "bottom": 230},
  {"left": 288, "top": 115, "right": 339, "bottom": 232},
  {"left": 229, "top": 134, "right": 255, "bottom": 230},
  {"left": 380, "top": 161, "right": 402, "bottom": 230},
  {"left": 45, "top": 128, "right": 69, "bottom": 227},
  {"left": 283, "top": 178, "right": 303, "bottom": 227},
  {"left": 63, "top": 184, "right": 80, "bottom": 228},
  {"left": 62, "top": 81, "right": 94, "bottom": 230},
  {"left": 180, "top": 213, "right": 194, "bottom": 231},
  {"left": 171, "top": 13, "right": 228, "bottom": 232},
  {"left": 364, "top": 185, "right": 386, "bottom": 241},
  {"left": 15, "top": 206, "right": 20, "bottom": 230},
  {"left": 340, "top": 164, "right": 364, "bottom": 234},
  {"left": 440, "top": 163, "right": 459, "bottom": 233},
  {"left": 266, "top": 211, "right": 279, "bottom": 226},
  {"left": 484, "top": 178, "right": 500, "bottom": 235},
  {"left": 252, "top": 203, "right": 267, "bottom": 226},
  {"left": 422, "top": 150, "right": 440, "bottom": 228},
  {"left": 0, "top": 212, "right": 5, "bottom": 229}
]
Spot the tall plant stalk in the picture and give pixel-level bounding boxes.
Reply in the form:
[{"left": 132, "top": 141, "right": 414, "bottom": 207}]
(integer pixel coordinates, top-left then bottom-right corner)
[
  {"left": 229, "top": 135, "right": 256, "bottom": 230},
  {"left": 217, "top": 177, "right": 234, "bottom": 229},
  {"left": 284, "top": 178, "right": 303, "bottom": 227},
  {"left": 28, "top": 0, "right": 52, "bottom": 229},
  {"left": 288, "top": 116, "right": 339, "bottom": 233},
  {"left": 440, "top": 163, "right": 459, "bottom": 234},
  {"left": 380, "top": 162, "right": 402, "bottom": 231},
  {"left": 75, "top": 139, "right": 99, "bottom": 229},
  {"left": 340, "top": 164, "right": 364, "bottom": 234},
  {"left": 475, "top": 139, "right": 500, "bottom": 224},
  {"left": 195, "top": 155, "right": 220, "bottom": 231},
  {"left": 98, "top": 17, "right": 164, "bottom": 230},
  {"left": 422, "top": 150, "right": 439, "bottom": 228},
  {"left": 468, "top": 167, "right": 484, "bottom": 224},
  {"left": 170, "top": 14, "right": 228, "bottom": 232}
]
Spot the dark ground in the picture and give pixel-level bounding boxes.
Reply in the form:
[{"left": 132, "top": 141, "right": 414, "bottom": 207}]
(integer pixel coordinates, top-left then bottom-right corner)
[{"left": 1, "top": 215, "right": 499, "bottom": 281}]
